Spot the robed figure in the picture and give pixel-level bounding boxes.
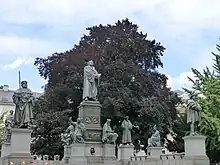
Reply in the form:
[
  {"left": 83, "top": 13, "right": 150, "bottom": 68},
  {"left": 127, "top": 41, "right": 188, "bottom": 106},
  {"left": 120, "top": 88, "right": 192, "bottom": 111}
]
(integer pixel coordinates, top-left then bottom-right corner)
[
  {"left": 186, "top": 94, "right": 201, "bottom": 135},
  {"left": 70, "top": 118, "right": 86, "bottom": 143},
  {"left": 3, "top": 110, "right": 14, "bottom": 142},
  {"left": 13, "top": 81, "right": 35, "bottom": 128},
  {"left": 83, "top": 60, "right": 101, "bottom": 101},
  {"left": 102, "top": 119, "right": 118, "bottom": 144},
  {"left": 121, "top": 116, "right": 133, "bottom": 145},
  {"left": 148, "top": 125, "right": 161, "bottom": 147},
  {"left": 61, "top": 117, "right": 75, "bottom": 145}
]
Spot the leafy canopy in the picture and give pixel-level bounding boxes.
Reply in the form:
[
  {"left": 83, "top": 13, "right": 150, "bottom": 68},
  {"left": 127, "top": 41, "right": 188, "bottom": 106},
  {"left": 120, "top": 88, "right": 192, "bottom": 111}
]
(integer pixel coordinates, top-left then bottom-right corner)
[{"left": 33, "top": 19, "right": 179, "bottom": 156}]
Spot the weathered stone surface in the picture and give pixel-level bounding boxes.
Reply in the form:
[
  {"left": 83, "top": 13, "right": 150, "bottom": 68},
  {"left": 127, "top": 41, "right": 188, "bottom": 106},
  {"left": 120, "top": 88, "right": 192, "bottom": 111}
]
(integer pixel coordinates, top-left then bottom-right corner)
[
  {"left": 78, "top": 100, "right": 102, "bottom": 142},
  {"left": 2, "top": 128, "right": 32, "bottom": 165}
]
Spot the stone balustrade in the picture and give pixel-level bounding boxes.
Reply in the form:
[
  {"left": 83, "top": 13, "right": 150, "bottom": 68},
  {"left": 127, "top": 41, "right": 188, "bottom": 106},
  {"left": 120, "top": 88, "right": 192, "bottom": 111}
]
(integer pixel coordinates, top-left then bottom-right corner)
[
  {"left": 130, "top": 153, "right": 185, "bottom": 165},
  {"left": 32, "top": 155, "right": 62, "bottom": 165}
]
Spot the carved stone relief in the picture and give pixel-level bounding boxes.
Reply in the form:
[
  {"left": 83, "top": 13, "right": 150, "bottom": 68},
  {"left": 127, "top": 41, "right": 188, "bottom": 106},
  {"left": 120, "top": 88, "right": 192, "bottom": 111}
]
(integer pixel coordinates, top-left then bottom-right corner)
[{"left": 85, "top": 116, "right": 100, "bottom": 124}]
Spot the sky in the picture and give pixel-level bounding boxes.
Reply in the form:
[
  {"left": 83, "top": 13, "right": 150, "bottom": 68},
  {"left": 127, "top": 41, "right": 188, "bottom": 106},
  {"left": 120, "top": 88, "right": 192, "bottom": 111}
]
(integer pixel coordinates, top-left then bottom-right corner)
[{"left": 0, "top": 0, "right": 219, "bottom": 92}]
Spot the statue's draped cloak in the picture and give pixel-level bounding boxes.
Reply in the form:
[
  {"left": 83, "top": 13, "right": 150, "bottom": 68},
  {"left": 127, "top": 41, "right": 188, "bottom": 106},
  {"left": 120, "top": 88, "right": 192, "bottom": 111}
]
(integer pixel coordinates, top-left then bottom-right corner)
[
  {"left": 83, "top": 65, "right": 99, "bottom": 99},
  {"left": 121, "top": 120, "right": 132, "bottom": 143},
  {"left": 13, "top": 88, "right": 34, "bottom": 127}
]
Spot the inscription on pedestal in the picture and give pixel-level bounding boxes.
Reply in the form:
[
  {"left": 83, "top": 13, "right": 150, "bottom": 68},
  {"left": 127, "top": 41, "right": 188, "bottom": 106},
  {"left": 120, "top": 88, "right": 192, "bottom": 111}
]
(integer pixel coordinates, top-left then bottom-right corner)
[{"left": 85, "top": 131, "right": 102, "bottom": 141}]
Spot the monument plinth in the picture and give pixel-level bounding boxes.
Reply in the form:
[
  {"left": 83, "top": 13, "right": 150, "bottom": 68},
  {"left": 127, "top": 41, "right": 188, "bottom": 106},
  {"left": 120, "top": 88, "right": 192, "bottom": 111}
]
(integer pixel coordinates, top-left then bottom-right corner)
[
  {"left": 1, "top": 142, "right": 11, "bottom": 158},
  {"left": 184, "top": 135, "right": 206, "bottom": 156},
  {"left": 68, "top": 143, "right": 87, "bottom": 164},
  {"left": 2, "top": 128, "right": 32, "bottom": 165},
  {"left": 183, "top": 135, "right": 210, "bottom": 165},
  {"left": 118, "top": 145, "right": 134, "bottom": 162},
  {"left": 78, "top": 100, "right": 102, "bottom": 142},
  {"left": 148, "top": 147, "right": 164, "bottom": 159}
]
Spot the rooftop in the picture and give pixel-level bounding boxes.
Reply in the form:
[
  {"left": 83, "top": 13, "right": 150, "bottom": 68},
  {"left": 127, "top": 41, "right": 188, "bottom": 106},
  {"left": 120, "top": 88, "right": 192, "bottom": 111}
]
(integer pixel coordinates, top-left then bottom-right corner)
[{"left": 0, "top": 85, "right": 43, "bottom": 104}]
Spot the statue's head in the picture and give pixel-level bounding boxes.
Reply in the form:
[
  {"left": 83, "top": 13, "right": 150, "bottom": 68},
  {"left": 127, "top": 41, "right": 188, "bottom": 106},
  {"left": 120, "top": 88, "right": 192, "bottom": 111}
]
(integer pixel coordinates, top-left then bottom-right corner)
[
  {"left": 125, "top": 116, "right": 129, "bottom": 121},
  {"left": 106, "top": 119, "right": 111, "bottom": 125},
  {"left": 9, "top": 110, "right": 13, "bottom": 115},
  {"left": 87, "top": 60, "right": 94, "bottom": 66},
  {"left": 21, "top": 81, "right": 28, "bottom": 88}
]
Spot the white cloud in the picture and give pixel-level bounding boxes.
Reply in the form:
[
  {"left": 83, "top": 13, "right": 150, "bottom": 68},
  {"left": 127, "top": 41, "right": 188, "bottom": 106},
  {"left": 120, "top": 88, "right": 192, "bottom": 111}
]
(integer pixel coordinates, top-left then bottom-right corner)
[
  {"left": 0, "top": 0, "right": 220, "bottom": 29},
  {"left": 0, "top": 35, "right": 68, "bottom": 57},
  {"left": 0, "top": 35, "right": 71, "bottom": 70},
  {"left": 2, "top": 56, "right": 33, "bottom": 70},
  {"left": 0, "top": 0, "right": 219, "bottom": 90},
  {"left": 167, "top": 71, "right": 196, "bottom": 90}
]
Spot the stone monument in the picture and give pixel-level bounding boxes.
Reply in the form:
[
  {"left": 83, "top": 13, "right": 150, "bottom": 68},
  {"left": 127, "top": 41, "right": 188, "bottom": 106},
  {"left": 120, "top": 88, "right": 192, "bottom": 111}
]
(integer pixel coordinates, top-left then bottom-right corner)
[
  {"left": 147, "top": 125, "right": 164, "bottom": 158},
  {"left": 183, "top": 93, "right": 210, "bottom": 165},
  {"left": 186, "top": 93, "right": 201, "bottom": 136},
  {"left": 62, "top": 60, "right": 119, "bottom": 165},
  {"left": 121, "top": 116, "right": 133, "bottom": 145},
  {"left": 118, "top": 116, "right": 135, "bottom": 163},
  {"left": 1, "top": 80, "right": 34, "bottom": 165}
]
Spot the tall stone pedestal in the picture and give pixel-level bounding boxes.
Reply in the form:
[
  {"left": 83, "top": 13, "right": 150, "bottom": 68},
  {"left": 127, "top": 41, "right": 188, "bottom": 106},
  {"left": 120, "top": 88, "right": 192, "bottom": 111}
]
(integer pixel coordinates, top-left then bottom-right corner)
[
  {"left": 2, "top": 128, "right": 32, "bottom": 165},
  {"left": 62, "top": 100, "right": 118, "bottom": 165},
  {"left": 78, "top": 101, "right": 102, "bottom": 142},
  {"left": 183, "top": 135, "right": 210, "bottom": 165},
  {"left": 118, "top": 145, "right": 134, "bottom": 165},
  {"left": 148, "top": 147, "right": 164, "bottom": 159}
]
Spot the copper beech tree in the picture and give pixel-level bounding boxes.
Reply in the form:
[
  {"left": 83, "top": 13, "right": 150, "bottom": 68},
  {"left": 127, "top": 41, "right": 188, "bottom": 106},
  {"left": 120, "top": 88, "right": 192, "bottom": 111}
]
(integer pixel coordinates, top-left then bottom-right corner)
[{"left": 32, "top": 19, "right": 180, "bottom": 157}]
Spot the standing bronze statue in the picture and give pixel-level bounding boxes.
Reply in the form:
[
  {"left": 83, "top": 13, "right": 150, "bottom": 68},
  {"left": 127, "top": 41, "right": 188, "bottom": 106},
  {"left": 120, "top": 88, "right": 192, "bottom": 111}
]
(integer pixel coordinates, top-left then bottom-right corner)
[
  {"left": 13, "top": 81, "right": 35, "bottom": 128},
  {"left": 186, "top": 94, "right": 201, "bottom": 136},
  {"left": 83, "top": 60, "right": 101, "bottom": 101},
  {"left": 121, "top": 116, "right": 133, "bottom": 145}
]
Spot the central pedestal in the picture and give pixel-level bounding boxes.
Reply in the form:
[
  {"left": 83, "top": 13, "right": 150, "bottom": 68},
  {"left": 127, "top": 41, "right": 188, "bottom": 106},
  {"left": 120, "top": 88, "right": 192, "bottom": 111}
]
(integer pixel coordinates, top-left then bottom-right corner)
[
  {"left": 2, "top": 128, "right": 33, "bottom": 165},
  {"left": 62, "top": 100, "right": 118, "bottom": 165},
  {"left": 78, "top": 101, "right": 102, "bottom": 142}
]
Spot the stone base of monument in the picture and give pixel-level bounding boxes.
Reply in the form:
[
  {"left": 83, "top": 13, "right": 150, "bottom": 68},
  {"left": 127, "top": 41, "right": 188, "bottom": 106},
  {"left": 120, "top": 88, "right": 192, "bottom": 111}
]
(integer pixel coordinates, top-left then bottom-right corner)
[
  {"left": 63, "top": 143, "right": 118, "bottom": 165},
  {"left": 183, "top": 135, "right": 210, "bottom": 165},
  {"left": 63, "top": 100, "right": 118, "bottom": 165},
  {"left": 68, "top": 143, "right": 87, "bottom": 164},
  {"left": 63, "top": 145, "right": 71, "bottom": 164},
  {"left": 118, "top": 145, "right": 134, "bottom": 160},
  {"left": 148, "top": 147, "right": 164, "bottom": 159},
  {"left": 118, "top": 145, "right": 134, "bottom": 165},
  {"left": 1, "top": 142, "right": 11, "bottom": 157},
  {"left": 103, "top": 144, "right": 118, "bottom": 165},
  {"left": 2, "top": 128, "right": 33, "bottom": 165}
]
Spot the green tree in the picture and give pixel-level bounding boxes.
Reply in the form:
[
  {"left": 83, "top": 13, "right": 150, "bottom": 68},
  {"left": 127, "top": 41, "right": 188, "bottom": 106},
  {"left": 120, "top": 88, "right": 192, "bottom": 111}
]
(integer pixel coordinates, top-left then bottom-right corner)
[
  {"left": 185, "top": 42, "right": 220, "bottom": 163},
  {"left": 33, "top": 19, "right": 180, "bottom": 157}
]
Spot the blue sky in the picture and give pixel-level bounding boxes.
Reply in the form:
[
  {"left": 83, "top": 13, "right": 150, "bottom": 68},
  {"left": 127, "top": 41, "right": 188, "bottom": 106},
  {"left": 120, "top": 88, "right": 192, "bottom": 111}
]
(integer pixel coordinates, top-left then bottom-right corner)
[{"left": 0, "top": 0, "right": 219, "bottom": 92}]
